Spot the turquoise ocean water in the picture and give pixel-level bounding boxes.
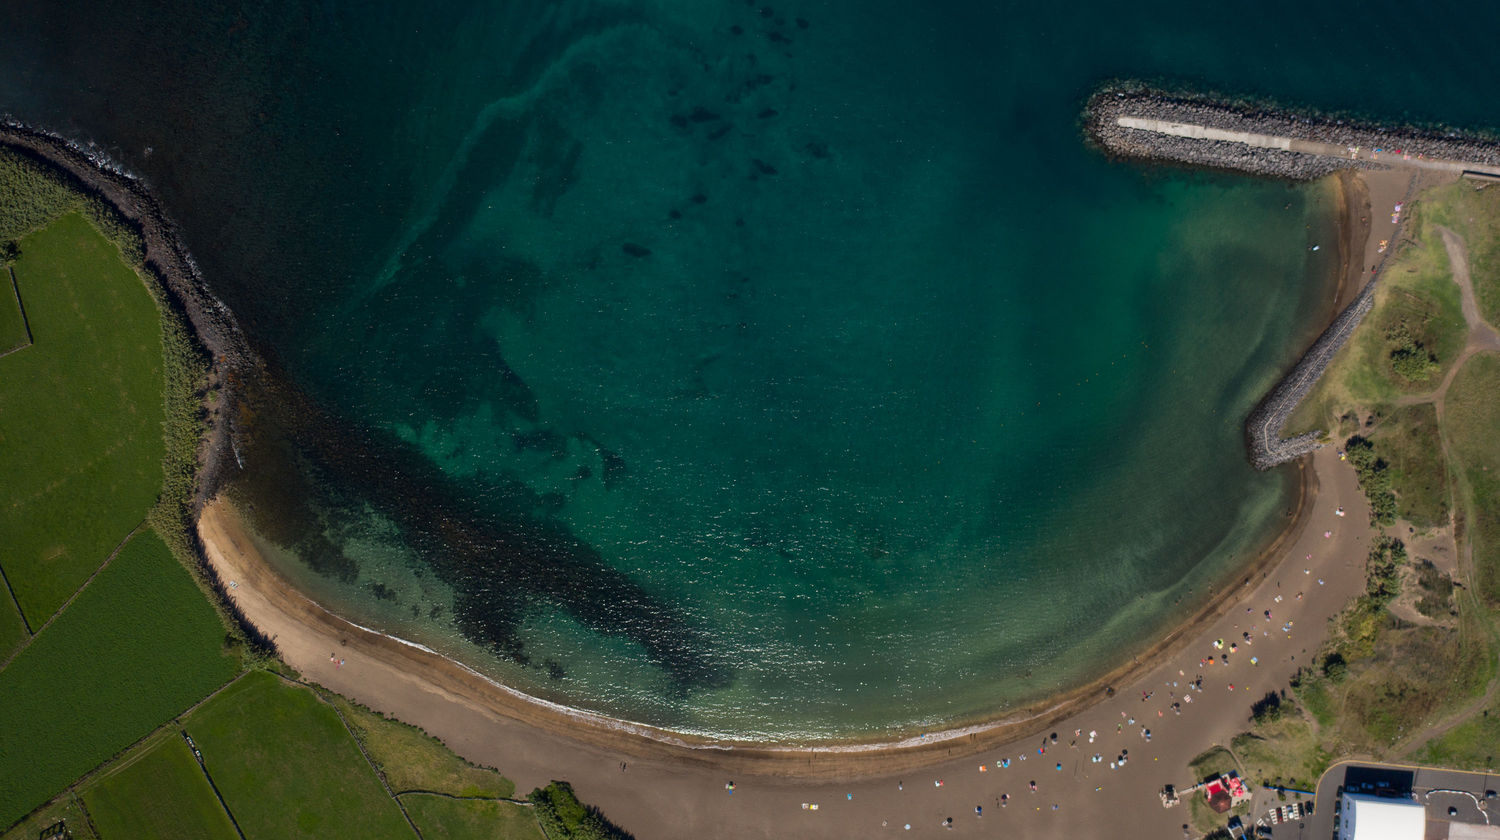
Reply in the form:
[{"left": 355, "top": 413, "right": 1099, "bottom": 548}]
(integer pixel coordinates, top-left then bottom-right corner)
[{"left": 3, "top": 0, "right": 1497, "bottom": 740}]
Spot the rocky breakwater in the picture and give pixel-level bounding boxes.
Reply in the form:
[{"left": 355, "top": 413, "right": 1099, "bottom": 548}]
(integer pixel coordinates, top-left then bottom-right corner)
[
  {"left": 1086, "top": 88, "right": 1500, "bottom": 180},
  {"left": 1243, "top": 275, "right": 1378, "bottom": 469}
]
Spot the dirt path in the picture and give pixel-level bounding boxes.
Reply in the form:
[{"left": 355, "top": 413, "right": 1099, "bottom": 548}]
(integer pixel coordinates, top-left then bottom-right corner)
[{"left": 1382, "top": 226, "right": 1500, "bottom": 757}]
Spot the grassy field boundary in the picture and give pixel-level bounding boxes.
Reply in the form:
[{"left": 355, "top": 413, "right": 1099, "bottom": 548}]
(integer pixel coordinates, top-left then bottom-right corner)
[
  {"left": 0, "top": 519, "right": 143, "bottom": 671},
  {"left": 0, "top": 265, "right": 31, "bottom": 358},
  {"left": 1, "top": 670, "right": 255, "bottom": 835},
  {"left": 0, "top": 562, "right": 31, "bottom": 638}
]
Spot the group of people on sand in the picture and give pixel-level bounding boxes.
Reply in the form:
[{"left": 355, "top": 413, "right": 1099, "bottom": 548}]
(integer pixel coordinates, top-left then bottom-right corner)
[{"left": 811, "top": 520, "right": 1341, "bottom": 831}]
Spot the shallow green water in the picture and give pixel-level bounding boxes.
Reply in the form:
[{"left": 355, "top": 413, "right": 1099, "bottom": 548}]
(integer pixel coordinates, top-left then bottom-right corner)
[{"left": 4, "top": 0, "right": 1494, "bottom": 739}]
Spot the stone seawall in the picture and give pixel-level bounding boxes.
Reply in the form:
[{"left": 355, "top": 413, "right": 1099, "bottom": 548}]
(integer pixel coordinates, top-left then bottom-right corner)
[{"left": 1086, "top": 88, "right": 1500, "bottom": 181}]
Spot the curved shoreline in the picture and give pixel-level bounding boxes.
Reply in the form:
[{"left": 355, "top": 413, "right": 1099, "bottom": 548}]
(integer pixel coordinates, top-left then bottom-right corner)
[
  {"left": 7, "top": 111, "right": 1328, "bottom": 772},
  {"left": 199, "top": 455, "right": 1316, "bottom": 775}
]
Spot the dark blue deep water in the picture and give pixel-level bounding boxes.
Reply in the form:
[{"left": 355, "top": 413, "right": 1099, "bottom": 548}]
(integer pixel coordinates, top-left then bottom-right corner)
[{"left": 4, "top": 0, "right": 1497, "bottom": 739}]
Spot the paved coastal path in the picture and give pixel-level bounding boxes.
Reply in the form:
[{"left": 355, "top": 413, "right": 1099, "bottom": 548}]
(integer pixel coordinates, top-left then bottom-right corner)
[{"left": 1115, "top": 117, "right": 1500, "bottom": 180}]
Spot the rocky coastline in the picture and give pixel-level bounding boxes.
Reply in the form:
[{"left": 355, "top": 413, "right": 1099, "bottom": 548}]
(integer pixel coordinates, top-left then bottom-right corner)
[{"left": 0, "top": 119, "right": 252, "bottom": 499}]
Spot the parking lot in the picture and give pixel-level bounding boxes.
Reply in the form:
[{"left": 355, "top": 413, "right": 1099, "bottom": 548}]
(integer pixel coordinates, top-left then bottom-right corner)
[{"left": 1242, "top": 761, "right": 1499, "bottom": 839}]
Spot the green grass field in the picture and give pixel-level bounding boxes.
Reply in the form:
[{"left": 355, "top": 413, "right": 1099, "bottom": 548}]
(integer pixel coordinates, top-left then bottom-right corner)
[
  {"left": 334, "top": 697, "right": 515, "bottom": 798},
  {"left": 0, "top": 269, "right": 28, "bottom": 355},
  {"left": 186, "top": 671, "right": 415, "bottom": 840},
  {"left": 403, "top": 795, "right": 544, "bottom": 840},
  {"left": 0, "top": 212, "right": 166, "bottom": 626},
  {"left": 83, "top": 733, "right": 239, "bottom": 840},
  {"left": 0, "top": 528, "right": 238, "bottom": 828},
  {"left": 1444, "top": 352, "right": 1500, "bottom": 606}
]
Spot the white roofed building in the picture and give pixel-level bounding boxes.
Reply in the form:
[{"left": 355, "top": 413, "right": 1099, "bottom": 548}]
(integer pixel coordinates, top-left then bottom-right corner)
[{"left": 1338, "top": 793, "right": 1426, "bottom": 840}]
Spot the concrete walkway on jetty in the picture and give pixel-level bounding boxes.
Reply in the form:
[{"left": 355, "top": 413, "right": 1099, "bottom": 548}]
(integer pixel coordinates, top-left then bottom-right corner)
[{"left": 1116, "top": 116, "right": 1500, "bottom": 180}]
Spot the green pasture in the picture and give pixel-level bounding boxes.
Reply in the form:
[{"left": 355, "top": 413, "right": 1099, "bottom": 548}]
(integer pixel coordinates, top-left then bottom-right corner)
[
  {"left": 0, "top": 212, "right": 166, "bottom": 626},
  {"left": 403, "top": 795, "right": 544, "bottom": 840},
  {"left": 0, "top": 528, "right": 238, "bottom": 828},
  {"left": 186, "top": 671, "right": 415, "bottom": 840},
  {"left": 1445, "top": 352, "right": 1500, "bottom": 607},
  {"left": 83, "top": 733, "right": 238, "bottom": 840}
]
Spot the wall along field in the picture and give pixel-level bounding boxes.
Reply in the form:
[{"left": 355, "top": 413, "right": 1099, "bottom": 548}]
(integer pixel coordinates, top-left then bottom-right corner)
[
  {"left": 0, "top": 528, "right": 238, "bottom": 828},
  {"left": 82, "top": 733, "right": 239, "bottom": 840}
]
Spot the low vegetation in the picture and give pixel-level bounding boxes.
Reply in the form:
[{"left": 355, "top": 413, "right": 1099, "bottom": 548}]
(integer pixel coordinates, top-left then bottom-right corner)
[
  {"left": 0, "top": 529, "right": 239, "bottom": 828},
  {"left": 334, "top": 696, "right": 516, "bottom": 798},
  {"left": 1444, "top": 352, "right": 1500, "bottom": 607},
  {"left": 186, "top": 671, "right": 416, "bottom": 840},
  {"left": 404, "top": 795, "right": 545, "bottom": 840},
  {"left": 1232, "top": 710, "right": 1330, "bottom": 792},
  {"left": 0, "top": 148, "right": 142, "bottom": 264},
  {"left": 82, "top": 733, "right": 239, "bottom": 840}
]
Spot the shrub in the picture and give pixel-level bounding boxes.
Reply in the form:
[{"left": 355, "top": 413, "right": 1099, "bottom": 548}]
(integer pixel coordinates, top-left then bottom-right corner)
[
  {"left": 1250, "top": 690, "right": 1285, "bottom": 724},
  {"left": 529, "top": 781, "right": 634, "bottom": 840},
  {"left": 1385, "top": 321, "right": 1438, "bottom": 382},
  {"left": 1321, "top": 652, "right": 1348, "bottom": 683},
  {"left": 1345, "top": 436, "right": 1397, "bottom": 525}
]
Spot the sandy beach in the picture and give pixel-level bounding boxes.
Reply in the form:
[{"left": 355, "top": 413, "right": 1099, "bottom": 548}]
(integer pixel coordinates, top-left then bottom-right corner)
[
  {"left": 199, "top": 446, "right": 1369, "bottom": 838},
  {"left": 195, "top": 171, "right": 1395, "bottom": 837}
]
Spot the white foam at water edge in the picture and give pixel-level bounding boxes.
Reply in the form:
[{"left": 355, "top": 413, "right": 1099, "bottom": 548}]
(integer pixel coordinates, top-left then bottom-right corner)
[{"left": 318, "top": 599, "right": 1067, "bottom": 752}]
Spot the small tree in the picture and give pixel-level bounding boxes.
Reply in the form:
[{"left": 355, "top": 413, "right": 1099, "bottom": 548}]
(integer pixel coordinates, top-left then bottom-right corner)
[{"left": 0, "top": 240, "right": 18, "bottom": 266}]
